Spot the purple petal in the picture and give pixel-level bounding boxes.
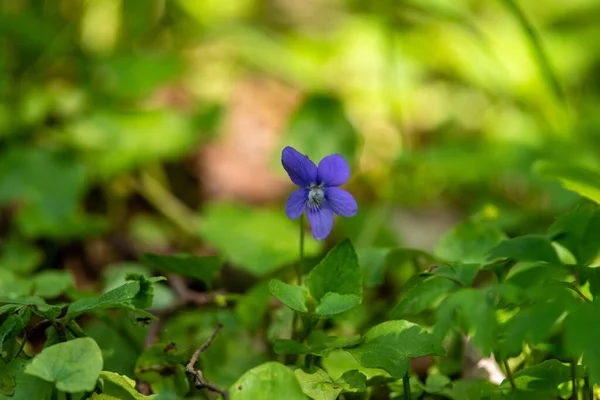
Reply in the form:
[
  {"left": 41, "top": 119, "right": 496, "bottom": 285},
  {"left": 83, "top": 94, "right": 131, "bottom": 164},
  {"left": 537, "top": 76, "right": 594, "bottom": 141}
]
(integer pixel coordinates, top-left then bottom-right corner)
[
  {"left": 306, "top": 204, "right": 334, "bottom": 240},
  {"left": 325, "top": 187, "right": 358, "bottom": 217},
  {"left": 281, "top": 147, "right": 317, "bottom": 187},
  {"left": 317, "top": 154, "right": 350, "bottom": 187},
  {"left": 285, "top": 188, "right": 308, "bottom": 219}
]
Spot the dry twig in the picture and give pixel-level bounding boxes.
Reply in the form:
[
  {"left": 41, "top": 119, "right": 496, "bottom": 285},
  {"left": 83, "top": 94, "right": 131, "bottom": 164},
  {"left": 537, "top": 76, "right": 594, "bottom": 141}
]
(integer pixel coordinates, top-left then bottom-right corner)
[{"left": 185, "top": 324, "right": 229, "bottom": 399}]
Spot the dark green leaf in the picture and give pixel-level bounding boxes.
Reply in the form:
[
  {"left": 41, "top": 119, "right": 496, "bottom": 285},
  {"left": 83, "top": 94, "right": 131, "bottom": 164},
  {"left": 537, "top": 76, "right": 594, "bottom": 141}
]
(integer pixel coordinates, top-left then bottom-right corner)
[
  {"left": 536, "top": 161, "right": 600, "bottom": 205},
  {"left": 0, "top": 307, "right": 32, "bottom": 357},
  {"left": 99, "top": 371, "right": 153, "bottom": 400},
  {"left": 391, "top": 276, "right": 457, "bottom": 318},
  {"left": 441, "top": 379, "right": 500, "bottom": 400},
  {"left": 25, "top": 337, "right": 103, "bottom": 392},
  {"left": 564, "top": 300, "right": 600, "bottom": 385},
  {"left": 236, "top": 283, "right": 271, "bottom": 332},
  {"left": 134, "top": 343, "right": 190, "bottom": 397},
  {"left": 141, "top": 253, "right": 222, "bottom": 286},
  {"left": 549, "top": 205, "right": 600, "bottom": 266},
  {"left": 346, "top": 320, "right": 445, "bottom": 379},
  {"left": 488, "top": 235, "right": 560, "bottom": 264},
  {"left": 435, "top": 220, "right": 506, "bottom": 263},
  {"left": 500, "top": 359, "right": 583, "bottom": 396}
]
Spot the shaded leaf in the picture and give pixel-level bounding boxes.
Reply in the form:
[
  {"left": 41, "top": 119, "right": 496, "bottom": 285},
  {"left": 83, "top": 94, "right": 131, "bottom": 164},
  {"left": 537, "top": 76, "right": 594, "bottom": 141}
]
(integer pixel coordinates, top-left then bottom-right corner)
[
  {"left": 346, "top": 320, "right": 445, "bottom": 379},
  {"left": 536, "top": 161, "right": 600, "bottom": 205},
  {"left": 500, "top": 359, "right": 583, "bottom": 396},
  {"left": 141, "top": 253, "right": 222, "bottom": 287},
  {"left": 99, "top": 371, "right": 155, "bottom": 400},
  {"left": 564, "top": 300, "right": 600, "bottom": 385},
  {"left": 0, "top": 307, "right": 32, "bottom": 357},
  {"left": 134, "top": 344, "right": 189, "bottom": 397},
  {"left": 549, "top": 205, "right": 600, "bottom": 266},
  {"left": 435, "top": 220, "right": 506, "bottom": 263},
  {"left": 488, "top": 235, "right": 560, "bottom": 264},
  {"left": 391, "top": 276, "right": 457, "bottom": 318}
]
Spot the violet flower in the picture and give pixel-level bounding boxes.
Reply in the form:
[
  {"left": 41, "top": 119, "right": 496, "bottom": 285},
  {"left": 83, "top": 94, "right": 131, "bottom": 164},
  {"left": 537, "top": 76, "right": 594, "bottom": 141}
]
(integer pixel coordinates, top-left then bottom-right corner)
[{"left": 282, "top": 146, "right": 358, "bottom": 240}]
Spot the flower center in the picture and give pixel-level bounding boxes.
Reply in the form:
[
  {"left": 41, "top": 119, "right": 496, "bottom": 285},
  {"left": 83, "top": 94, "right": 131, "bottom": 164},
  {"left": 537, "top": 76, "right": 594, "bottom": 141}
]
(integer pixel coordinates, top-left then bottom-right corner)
[{"left": 307, "top": 185, "right": 325, "bottom": 209}]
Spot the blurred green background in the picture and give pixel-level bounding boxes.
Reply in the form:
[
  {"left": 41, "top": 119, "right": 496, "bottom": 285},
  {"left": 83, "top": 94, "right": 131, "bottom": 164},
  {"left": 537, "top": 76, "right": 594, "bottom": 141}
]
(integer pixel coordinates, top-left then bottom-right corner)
[{"left": 1, "top": 0, "right": 600, "bottom": 289}]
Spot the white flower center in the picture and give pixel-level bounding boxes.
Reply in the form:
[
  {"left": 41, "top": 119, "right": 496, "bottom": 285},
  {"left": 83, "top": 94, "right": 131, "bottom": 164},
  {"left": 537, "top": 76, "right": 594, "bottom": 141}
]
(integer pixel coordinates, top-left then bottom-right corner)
[{"left": 307, "top": 185, "right": 325, "bottom": 209}]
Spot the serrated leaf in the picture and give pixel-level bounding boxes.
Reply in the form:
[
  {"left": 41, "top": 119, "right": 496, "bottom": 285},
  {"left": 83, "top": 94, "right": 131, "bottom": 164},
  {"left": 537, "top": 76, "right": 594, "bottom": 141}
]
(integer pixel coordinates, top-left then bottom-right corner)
[
  {"left": 390, "top": 276, "right": 457, "bottom": 318},
  {"left": 434, "top": 289, "right": 497, "bottom": 356},
  {"left": 564, "top": 300, "right": 600, "bottom": 385},
  {"left": 199, "top": 203, "right": 321, "bottom": 276},
  {"left": 488, "top": 235, "right": 560, "bottom": 264},
  {"left": 0, "top": 307, "right": 32, "bottom": 357},
  {"left": 345, "top": 320, "right": 445, "bottom": 379},
  {"left": 549, "top": 205, "right": 600, "bottom": 266},
  {"left": 269, "top": 279, "right": 308, "bottom": 313},
  {"left": 536, "top": 161, "right": 600, "bottom": 205},
  {"left": 308, "top": 240, "right": 362, "bottom": 302},
  {"left": 25, "top": 337, "right": 103, "bottom": 392},
  {"left": 435, "top": 220, "right": 506, "bottom": 263},
  {"left": 229, "top": 362, "right": 305, "bottom": 400},
  {"left": 314, "top": 293, "right": 360, "bottom": 316},
  {"left": 141, "top": 253, "right": 222, "bottom": 286}
]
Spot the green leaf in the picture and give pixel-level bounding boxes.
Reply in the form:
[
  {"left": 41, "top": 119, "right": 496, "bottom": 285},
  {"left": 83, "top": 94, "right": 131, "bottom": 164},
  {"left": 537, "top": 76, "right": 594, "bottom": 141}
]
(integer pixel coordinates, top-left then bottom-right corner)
[
  {"left": 134, "top": 344, "right": 189, "bottom": 397},
  {"left": 25, "top": 337, "right": 103, "bottom": 392},
  {"left": 236, "top": 282, "right": 271, "bottom": 332},
  {"left": 294, "top": 366, "right": 343, "bottom": 400},
  {"left": 345, "top": 320, "right": 445, "bottom": 379},
  {"left": 390, "top": 276, "right": 457, "bottom": 318},
  {"left": 269, "top": 279, "right": 309, "bottom": 313},
  {"left": 229, "top": 362, "right": 305, "bottom": 400},
  {"left": 429, "top": 263, "right": 480, "bottom": 286},
  {"left": 536, "top": 161, "right": 600, "bottom": 204},
  {"left": 274, "top": 332, "right": 362, "bottom": 356},
  {"left": 0, "top": 297, "right": 62, "bottom": 319},
  {"left": 0, "top": 361, "right": 15, "bottom": 396},
  {"left": 434, "top": 288, "right": 497, "bottom": 356},
  {"left": 281, "top": 95, "right": 358, "bottom": 164},
  {"left": 3, "top": 358, "right": 53, "bottom": 400},
  {"left": 273, "top": 340, "right": 311, "bottom": 355},
  {"left": 308, "top": 240, "right": 362, "bottom": 301},
  {"left": 488, "top": 235, "right": 560, "bottom": 264},
  {"left": 31, "top": 270, "right": 74, "bottom": 298},
  {"left": 99, "top": 371, "right": 155, "bottom": 400},
  {"left": 336, "top": 370, "right": 366, "bottom": 392},
  {"left": 314, "top": 293, "right": 360, "bottom": 317},
  {"left": 0, "top": 239, "right": 42, "bottom": 274},
  {"left": 441, "top": 379, "right": 500, "bottom": 400},
  {"left": 0, "top": 307, "right": 32, "bottom": 357},
  {"left": 357, "top": 248, "right": 390, "bottom": 288},
  {"left": 564, "top": 300, "right": 600, "bottom": 384},
  {"left": 423, "top": 373, "right": 452, "bottom": 393},
  {"left": 435, "top": 220, "right": 506, "bottom": 263},
  {"left": 500, "top": 359, "right": 583, "bottom": 396},
  {"left": 549, "top": 205, "right": 600, "bottom": 266},
  {"left": 199, "top": 203, "right": 321, "bottom": 276},
  {"left": 126, "top": 274, "right": 166, "bottom": 310},
  {"left": 141, "top": 253, "right": 222, "bottom": 286}
]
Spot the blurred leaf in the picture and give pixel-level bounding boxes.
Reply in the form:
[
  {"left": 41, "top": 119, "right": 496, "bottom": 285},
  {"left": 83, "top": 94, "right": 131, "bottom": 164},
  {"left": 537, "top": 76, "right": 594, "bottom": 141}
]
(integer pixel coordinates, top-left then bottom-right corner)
[
  {"left": 488, "top": 235, "right": 560, "bottom": 264},
  {"left": 25, "top": 337, "right": 103, "bottom": 392},
  {"left": 268, "top": 279, "right": 309, "bottom": 313},
  {"left": 0, "top": 240, "right": 42, "bottom": 274},
  {"left": 67, "top": 110, "right": 200, "bottom": 177},
  {"left": 423, "top": 373, "right": 452, "bottom": 393},
  {"left": 134, "top": 344, "right": 189, "bottom": 397},
  {"left": 3, "top": 358, "right": 53, "bottom": 400},
  {"left": 388, "top": 375, "right": 425, "bottom": 399},
  {"left": 500, "top": 359, "right": 582, "bottom": 396},
  {"left": 441, "top": 379, "right": 500, "bottom": 400},
  {"left": 141, "top": 253, "right": 222, "bottom": 287},
  {"left": 0, "top": 297, "right": 62, "bottom": 319},
  {"left": 229, "top": 362, "right": 305, "bottom": 400},
  {"left": 390, "top": 276, "right": 457, "bottom": 318},
  {"left": 199, "top": 203, "right": 321, "bottom": 276},
  {"left": 435, "top": 220, "right": 506, "bottom": 263},
  {"left": 274, "top": 332, "right": 361, "bottom": 356},
  {"left": 536, "top": 161, "right": 600, "bottom": 205},
  {"left": 321, "top": 350, "right": 388, "bottom": 381},
  {"left": 357, "top": 248, "right": 390, "bottom": 288},
  {"left": 281, "top": 95, "right": 358, "bottom": 164},
  {"left": 346, "top": 320, "right": 445, "bottom": 379},
  {"left": 429, "top": 263, "right": 480, "bottom": 286},
  {"left": 236, "top": 282, "right": 271, "bottom": 332},
  {"left": 31, "top": 270, "right": 74, "bottom": 298},
  {"left": 549, "top": 205, "right": 600, "bottom": 266},
  {"left": 564, "top": 300, "right": 600, "bottom": 385},
  {"left": 0, "top": 307, "right": 31, "bottom": 357}
]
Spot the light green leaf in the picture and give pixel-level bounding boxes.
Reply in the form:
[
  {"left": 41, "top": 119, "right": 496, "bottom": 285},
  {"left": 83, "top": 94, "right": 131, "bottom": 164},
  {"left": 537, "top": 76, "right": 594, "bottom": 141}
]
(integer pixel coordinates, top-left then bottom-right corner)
[
  {"left": 536, "top": 161, "right": 600, "bottom": 205},
  {"left": 25, "top": 337, "right": 103, "bottom": 392},
  {"left": 0, "top": 239, "right": 42, "bottom": 274},
  {"left": 268, "top": 279, "right": 308, "bottom": 313},
  {"left": 229, "top": 362, "right": 305, "bottom": 400},
  {"left": 346, "top": 320, "right": 445, "bottom": 379},
  {"left": 99, "top": 371, "right": 156, "bottom": 399},
  {"left": 141, "top": 253, "right": 222, "bottom": 286},
  {"left": 32, "top": 270, "right": 74, "bottom": 298},
  {"left": 441, "top": 379, "right": 499, "bottom": 400},
  {"left": 199, "top": 203, "right": 321, "bottom": 276},
  {"left": 314, "top": 293, "right": 360, "bottom": 316},
  {"left": 435, "top": 220, "right": 506, "bottom": 263},
  {"left": 336, "top": 370, "right": 366, "bottom": 392},
  {"left": 308, "top": 239, "right": 362, "bottom": 302},
  {"left": 488, "top": 235, "right": 560, "bottom": 264},
  {"left": 294, "top": 366, "right": 342, "bottom": 400}
]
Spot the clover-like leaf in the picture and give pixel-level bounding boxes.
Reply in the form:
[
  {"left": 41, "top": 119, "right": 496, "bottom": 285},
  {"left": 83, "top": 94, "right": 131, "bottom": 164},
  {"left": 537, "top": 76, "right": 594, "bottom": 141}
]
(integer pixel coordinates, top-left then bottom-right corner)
[
  {"left": 229, "top": 362, "right": 305, "bottom": 400},
  {"left": 25, "top": 337, "right": 103, "bottom": 392},
  {"left": 141, "top": 253, "right": 222, "bottom": 287},
  {"left": 345, "top": 320, "right": 445, "bottom": 379}
]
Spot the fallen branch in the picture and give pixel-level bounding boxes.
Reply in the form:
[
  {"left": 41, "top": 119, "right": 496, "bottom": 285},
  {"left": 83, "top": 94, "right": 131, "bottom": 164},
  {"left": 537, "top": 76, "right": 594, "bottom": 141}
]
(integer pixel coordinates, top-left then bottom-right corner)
[{"left": 185, "top": 324, "right": 229, "bottom": 400}]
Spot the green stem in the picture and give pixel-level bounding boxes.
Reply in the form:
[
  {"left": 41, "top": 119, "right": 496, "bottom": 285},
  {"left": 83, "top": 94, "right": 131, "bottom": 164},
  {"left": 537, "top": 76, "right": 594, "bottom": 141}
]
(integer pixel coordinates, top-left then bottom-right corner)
[
  {"left": 571, "top": 361, "right": 578, "bottom": 400},
  {"left": 297, "top": 215, "right": 305, "bottom": 285},
  {"left": 504, "top": 359, "right": 516, "bottom": 390},
  {"left": 403, "top": 371, "right": 411, "bottom": 400}
]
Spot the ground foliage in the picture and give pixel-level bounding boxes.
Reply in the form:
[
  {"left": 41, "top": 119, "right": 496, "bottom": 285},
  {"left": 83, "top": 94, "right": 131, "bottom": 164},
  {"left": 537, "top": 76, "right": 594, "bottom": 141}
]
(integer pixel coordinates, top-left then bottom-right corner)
[{"left": 3, "top": 0, "right": 600, "bottom": 399}]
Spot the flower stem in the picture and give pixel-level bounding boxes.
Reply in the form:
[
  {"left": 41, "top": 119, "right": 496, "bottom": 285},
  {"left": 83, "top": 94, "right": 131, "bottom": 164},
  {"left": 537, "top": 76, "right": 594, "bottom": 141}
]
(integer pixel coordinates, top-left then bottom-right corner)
[
  {"left": 297, "top": 215, "right": 305, "bottom": 284},
  {"left": 503, "top": 359, "right": 516, "bottom": 389},
  {"left": 403, "top": 371, "right": 411, "bottom": 400}
]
